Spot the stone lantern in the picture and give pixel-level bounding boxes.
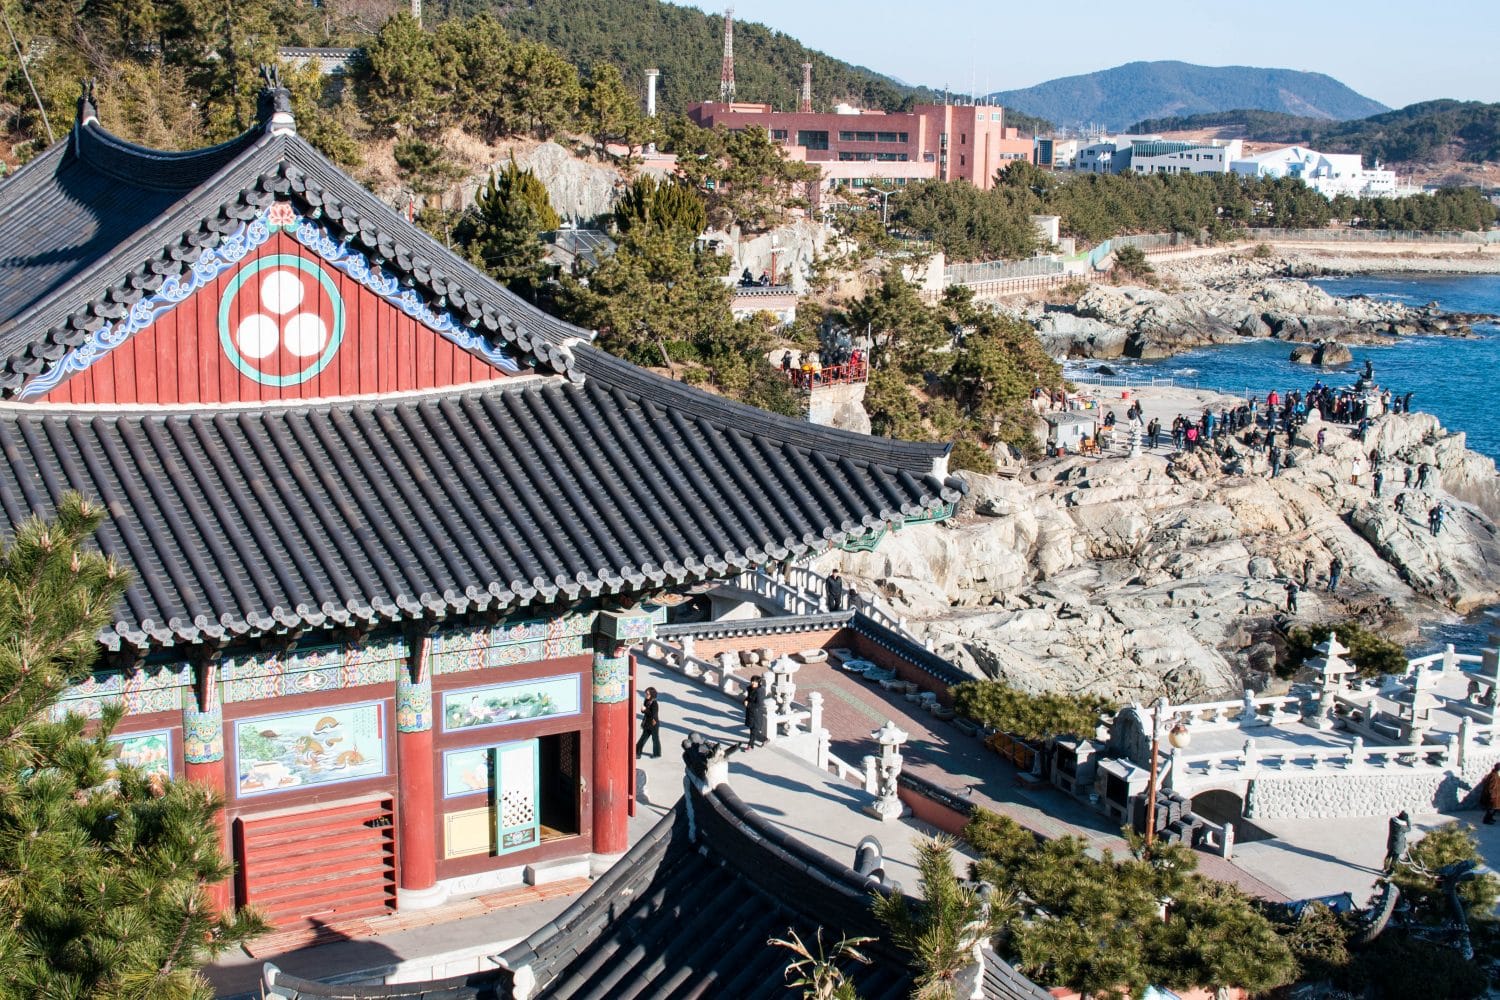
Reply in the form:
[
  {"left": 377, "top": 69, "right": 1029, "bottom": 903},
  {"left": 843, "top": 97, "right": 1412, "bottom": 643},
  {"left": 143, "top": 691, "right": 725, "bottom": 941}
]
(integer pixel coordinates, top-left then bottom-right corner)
[
  {"left": 766, "top": 655, "right": 801, "bottom": 741},
  {"left": 1307, "top": 632, "right": 1354, "bottom": 731},
  {"left": 864, "top": 720, "right": 909, "bottom": 822}
]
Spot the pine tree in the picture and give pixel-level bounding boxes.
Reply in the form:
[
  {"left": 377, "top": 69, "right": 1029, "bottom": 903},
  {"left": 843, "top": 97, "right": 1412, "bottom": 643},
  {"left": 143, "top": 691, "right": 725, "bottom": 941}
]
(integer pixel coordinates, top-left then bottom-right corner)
[
  {"left": 872, "top": 836, "right": 998, "bottom": 1000},
  {"left": 612, "top": 175, "right": 707, "bottom": 244},
  {"left": 582, "top": 61, "right": 656, "bottom": 157},
  {"left": 0, "top": 494, "right": 265, "bottom": 999},
  {"left": 456, "top": 161, "right": 559, "bottom": 299}
]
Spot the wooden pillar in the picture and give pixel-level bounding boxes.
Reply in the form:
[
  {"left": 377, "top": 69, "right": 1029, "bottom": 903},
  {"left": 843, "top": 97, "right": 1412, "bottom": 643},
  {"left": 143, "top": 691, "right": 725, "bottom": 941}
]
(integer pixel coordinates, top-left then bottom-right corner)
[
  {"left": 591, "top": 610, "right": 654, "bottom": 858},
  {"left": 395, "top": 633, "right": 439, "bottom": 906},
  {"left": 182, "top": 659, "right": 230, "bottom": 913}
]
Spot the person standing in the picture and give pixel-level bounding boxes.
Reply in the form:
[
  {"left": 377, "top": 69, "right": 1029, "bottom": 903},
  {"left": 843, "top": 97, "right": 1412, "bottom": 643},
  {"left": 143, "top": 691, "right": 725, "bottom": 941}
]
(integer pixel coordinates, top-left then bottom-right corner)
[
  {"left": 1482, "top": 763, "right": 1500, "bottom": 824},
  {"left": 1417, "top": 462, "right": 1431, "bottom": 490},
  {"left": 1328, "top": 556, "right": 1344, "bottom": 594},
  {"left": 744, "top": 675, "right": 767, "bottom": 747},
  {"left": 1373, "top": 469, "right": 1384, "bottom": 498},
  {"left": 1269, "top": 445, "right": 1282, "bottom": 478},
  {"left": 1429, "top": 505, "right": 1445, "bottom": 537},
  {"left": 1350, "top": 456, "right": 1363, "bottom": 487},
  {"left": 1302, "top": 556, "right": 1316, "bottom": 589},
  {"left": 1316, "top": 427, "right": 1327, "bottom": 451},
  {"left": 635, "top": 687, "right": 661, "bottom": 759},
  {"left": 1404, "top": 465, "right": 1413, "bottom": 489},
  {"left": 1284, "top": 579, "right": 1299, "bottom": 614},
  {"left": 1394, "top": 492, "right": 1407, "bottom": 515},
  {"left": 1384, "top": 811, "right": 1412, "bottom": 873},
  {"left": 824, "top": 569, "right": 846, "bottom": 612}
]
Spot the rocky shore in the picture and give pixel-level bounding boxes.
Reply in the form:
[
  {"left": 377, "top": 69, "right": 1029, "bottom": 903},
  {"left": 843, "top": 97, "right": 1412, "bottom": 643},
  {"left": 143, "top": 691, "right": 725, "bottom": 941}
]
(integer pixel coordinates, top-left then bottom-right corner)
[
  {"left": 1024, "top": 251, "right": 1493, "bottom": 361},
  {"left": 825, "top": 388, "right": 1500, "bottom": 705}
]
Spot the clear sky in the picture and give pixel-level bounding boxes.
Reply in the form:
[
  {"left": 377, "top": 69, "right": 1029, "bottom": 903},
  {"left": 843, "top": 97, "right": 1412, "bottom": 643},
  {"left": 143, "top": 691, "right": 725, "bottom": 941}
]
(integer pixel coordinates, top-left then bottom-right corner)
[{"left": 671, "top": 1, "right": 1500, "bottom": 110}]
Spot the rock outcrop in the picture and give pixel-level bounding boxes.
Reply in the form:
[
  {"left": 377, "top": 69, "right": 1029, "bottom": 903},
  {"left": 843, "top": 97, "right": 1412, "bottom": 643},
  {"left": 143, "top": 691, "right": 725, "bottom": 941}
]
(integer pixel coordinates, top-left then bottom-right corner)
[
  {"left": 1026, "top": 253, "right": 1483, "bottom": 361},
  {"left": 823, "top": 404, "right": 1500, "bottom": 705}
]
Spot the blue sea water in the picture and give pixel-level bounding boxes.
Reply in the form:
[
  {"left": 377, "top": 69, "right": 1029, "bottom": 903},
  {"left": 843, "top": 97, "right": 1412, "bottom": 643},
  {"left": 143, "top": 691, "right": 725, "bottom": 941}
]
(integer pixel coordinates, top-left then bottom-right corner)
[{"left": 1066, "top": 272, "right": 1500, "bottom": 651}]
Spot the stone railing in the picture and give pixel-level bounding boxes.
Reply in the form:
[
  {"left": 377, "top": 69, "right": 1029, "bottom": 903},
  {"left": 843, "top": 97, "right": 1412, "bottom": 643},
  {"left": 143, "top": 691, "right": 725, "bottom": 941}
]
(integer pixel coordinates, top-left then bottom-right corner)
[
  {"left": 1168, "top": 736, "right": 1458, "bottom": 790},
  {"left": 758, "top": 565, "right": 923, "bottom": 645},
  {"left": 1166, "top": 692, "right": 1306, "bottom": 732}
]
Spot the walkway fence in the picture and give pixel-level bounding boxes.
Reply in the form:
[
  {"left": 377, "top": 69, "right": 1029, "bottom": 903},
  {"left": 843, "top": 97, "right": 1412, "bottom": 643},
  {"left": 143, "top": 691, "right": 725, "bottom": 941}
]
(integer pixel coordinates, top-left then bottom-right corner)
[
  {"left": 1249, "top": 227, "right": 1500, "bottom": 245},
  {"left": 944, "top": 257, "right": 1064, "bottom": 285}
]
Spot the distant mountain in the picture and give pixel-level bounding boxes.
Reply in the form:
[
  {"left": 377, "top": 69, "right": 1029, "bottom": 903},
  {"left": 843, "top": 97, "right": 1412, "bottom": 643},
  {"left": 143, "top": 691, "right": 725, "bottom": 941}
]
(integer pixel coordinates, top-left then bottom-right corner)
[
  {"left": 1131, "top": 101, "right": 1500, "bottom": 165},
  {"left": 473, "top": 0, "right": 1052, "bottom": 131},
  {"left": 989, "top": 61, "right": 1387, "bottom": 131}
]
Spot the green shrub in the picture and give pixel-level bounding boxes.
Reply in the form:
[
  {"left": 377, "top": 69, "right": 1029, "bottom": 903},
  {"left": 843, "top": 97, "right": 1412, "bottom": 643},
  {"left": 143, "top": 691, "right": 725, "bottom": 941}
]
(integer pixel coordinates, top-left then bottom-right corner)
[
  {"left": 951, "top": 681, "right": 1116, "bottom": 743},
  {"left": 1285, "top": 620, "right": 1408, "bottom": 678}
]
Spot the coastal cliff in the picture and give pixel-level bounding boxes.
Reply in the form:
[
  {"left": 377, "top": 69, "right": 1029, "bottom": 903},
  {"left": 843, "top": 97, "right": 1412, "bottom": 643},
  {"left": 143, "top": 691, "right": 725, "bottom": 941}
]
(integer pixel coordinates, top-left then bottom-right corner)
[{"left": 825, "top": 393, "right": 1500, "bottom": 704}]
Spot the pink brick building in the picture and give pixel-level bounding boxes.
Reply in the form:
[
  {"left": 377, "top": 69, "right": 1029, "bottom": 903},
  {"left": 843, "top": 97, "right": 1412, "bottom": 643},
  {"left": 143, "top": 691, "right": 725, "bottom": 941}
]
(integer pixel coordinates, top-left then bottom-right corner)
[{"left": 687, "top": 101, "right": 1033, "bottom": 191}]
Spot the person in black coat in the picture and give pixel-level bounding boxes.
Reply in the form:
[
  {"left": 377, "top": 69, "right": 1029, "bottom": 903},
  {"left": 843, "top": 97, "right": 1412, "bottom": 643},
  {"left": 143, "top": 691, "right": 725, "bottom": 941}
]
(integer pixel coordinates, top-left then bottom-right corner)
[
  {"left": 744, "top": 675, "right": 767, "bottom": 747},
  {"left": 824, "top": 569, "right": 846, "bottom": 612},
  {"left": 635, "top": 687, "right": 661, "bottom": 758}
]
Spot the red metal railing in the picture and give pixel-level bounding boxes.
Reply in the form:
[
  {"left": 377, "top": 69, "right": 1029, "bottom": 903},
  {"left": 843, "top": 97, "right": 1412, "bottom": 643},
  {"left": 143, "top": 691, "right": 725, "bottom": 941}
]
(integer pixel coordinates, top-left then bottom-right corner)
[{"left": 780, "top": 360, "right": 869, "bottom": 391}]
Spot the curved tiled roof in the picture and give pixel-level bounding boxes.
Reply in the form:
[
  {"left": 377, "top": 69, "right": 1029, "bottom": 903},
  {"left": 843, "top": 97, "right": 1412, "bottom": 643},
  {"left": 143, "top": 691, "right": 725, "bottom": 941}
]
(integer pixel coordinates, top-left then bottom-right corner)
[{"left": 0, "top": 347, "right": 958, "bottom": 651}]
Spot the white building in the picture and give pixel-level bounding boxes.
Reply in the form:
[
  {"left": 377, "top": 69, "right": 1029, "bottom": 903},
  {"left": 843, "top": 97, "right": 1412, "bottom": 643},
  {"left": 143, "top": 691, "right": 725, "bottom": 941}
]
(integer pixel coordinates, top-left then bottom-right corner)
[
  {"left": 1231, "top": 146, "right": 1410, "bottom": 199},
  {"left": 1128, "top": 139, "right": 1243, "bottom": 176}
]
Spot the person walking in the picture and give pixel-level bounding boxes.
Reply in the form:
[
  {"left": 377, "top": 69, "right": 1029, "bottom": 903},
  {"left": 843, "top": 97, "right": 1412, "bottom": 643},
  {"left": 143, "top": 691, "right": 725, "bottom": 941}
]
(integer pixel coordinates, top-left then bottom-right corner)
[
  {"left": 1284, "top": 579, "right": 1299, "bottom": 614},
  {"left": 1404, "top": 465, "right": 1413, "bottom": 489},
  {"left": 1302, "top": 556, "right": 1316, "bottom": 589},
  {"left": 635, "top": 687, "right": 661, "bottom": 759},
  {"left": 1384, "top": 811, "right": 1412, "bottom": 873},
  {"left": 1429, "top": 505, "right": 1445, "bottom": 537},
  {"left": 1373, "top": 469, "right": 1384, "bottom": 497},
  {"left": 1328, "top": 556, "right": 1343, "bottom": 594},
  {"left": 824, "top": 568, "right": 846, "bottom": 612},
  {"left": 1417, "top": 462, "right": 1431, "bottom": 490},
  {"left": 1483, "top": 763, "right": 1500, "bottom": 824},
  {"left": 743, "top": 675, "right": 767, "bottom": 747}
]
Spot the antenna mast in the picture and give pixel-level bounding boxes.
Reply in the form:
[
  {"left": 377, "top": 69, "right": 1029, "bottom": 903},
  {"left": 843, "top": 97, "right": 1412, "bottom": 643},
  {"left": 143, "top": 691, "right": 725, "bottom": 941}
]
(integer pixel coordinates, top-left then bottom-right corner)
[{"left": 719, "top": 8, "right": 736, "bottom": 104}]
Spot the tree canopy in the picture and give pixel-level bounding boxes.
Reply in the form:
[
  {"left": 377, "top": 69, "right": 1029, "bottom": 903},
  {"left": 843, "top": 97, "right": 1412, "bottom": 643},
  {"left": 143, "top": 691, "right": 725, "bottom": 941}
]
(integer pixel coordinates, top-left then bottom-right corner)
[{"left": 0, "top": 494, "right": 264, "bottom": 998}]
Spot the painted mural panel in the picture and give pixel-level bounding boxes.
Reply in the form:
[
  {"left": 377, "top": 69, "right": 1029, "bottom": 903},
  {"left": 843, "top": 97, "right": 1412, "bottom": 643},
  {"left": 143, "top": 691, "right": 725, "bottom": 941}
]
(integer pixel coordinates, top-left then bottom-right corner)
[
  {"left": 234, "top": 702, "right": 387, "bottom": 796},
  {"left": 442, "top": 675, "right": 581, "bottom": 733},
  {"left": 431, "top": 613, "right": 594, "bottom": 676},
  {"left": 108, "top": 730, "right": 173, "bottom": 779},
  {"left": 442, "top": 747, "right": 494, "bottom": 798}
]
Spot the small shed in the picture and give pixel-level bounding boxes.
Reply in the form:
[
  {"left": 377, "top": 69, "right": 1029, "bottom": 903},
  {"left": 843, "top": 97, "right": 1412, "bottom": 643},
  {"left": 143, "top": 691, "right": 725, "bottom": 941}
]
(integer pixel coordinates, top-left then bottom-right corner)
[{"left": 1043, "top": 411, "right": 1096, "bottom": 451}]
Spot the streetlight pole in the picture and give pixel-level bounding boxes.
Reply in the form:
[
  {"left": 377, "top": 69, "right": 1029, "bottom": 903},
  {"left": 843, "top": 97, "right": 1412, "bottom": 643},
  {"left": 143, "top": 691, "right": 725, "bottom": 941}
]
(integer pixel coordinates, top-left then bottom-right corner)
[
  {"left": 869, "top": 187, "right": 897, "bottom": 228},
  {"left": 1144, "top": 696, "right": 1165, "bottom": 850}
]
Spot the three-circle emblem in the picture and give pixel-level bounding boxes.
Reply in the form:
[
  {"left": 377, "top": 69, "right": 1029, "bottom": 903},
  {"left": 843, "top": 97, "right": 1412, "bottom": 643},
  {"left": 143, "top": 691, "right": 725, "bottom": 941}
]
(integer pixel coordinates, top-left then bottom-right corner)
[{"left": 218, "top": 255, "right": 345, "bottom": 386}]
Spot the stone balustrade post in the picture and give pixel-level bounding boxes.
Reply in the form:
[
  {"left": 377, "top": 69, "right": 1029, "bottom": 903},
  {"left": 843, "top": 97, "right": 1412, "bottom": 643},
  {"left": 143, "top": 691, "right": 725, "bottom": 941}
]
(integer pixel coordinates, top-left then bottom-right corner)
[
  {"left": 1458, "top": 716, "right": 1471, "bottom": 770},
  {"left": 808, "top": 690, "right": 824, "bottom": 735},
  {"left": 681, "top": 635, "right": 695, "bottom": 661},
  {"left": 1221, "top": 822, "right": 1235, "bottom": 860},
  {"left": 1443, "top": 643, "right": 1458, "bottom": 675},
  {"left": 862, "top": 754, "right": 879, "bottom": 794},
  {"left": 1243, "top": 738, "right": 1258, "bottom": 772},
  {"left": 1240, "top": 689, "right": 1256, "bottom": 726},
  {"left": 1349, "top": 737, "right": 1365, "bottom": 768}
]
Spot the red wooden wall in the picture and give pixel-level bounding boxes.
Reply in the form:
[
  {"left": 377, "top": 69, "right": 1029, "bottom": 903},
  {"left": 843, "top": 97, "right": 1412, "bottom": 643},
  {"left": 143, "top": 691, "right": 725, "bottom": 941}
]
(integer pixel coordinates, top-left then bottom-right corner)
[{"left": 41, "top": 233, "right": 519, "bottom": 406}]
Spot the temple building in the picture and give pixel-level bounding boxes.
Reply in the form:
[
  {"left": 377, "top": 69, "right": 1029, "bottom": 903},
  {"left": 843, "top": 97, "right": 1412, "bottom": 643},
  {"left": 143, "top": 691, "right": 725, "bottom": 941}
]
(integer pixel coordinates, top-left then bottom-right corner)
[{"left": 0, "top": 78, "right": 963, "bottom": 932}]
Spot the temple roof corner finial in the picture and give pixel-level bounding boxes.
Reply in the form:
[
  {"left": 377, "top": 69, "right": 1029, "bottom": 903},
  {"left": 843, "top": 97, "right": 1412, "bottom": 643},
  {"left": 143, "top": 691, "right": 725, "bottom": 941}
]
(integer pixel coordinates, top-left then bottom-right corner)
[
  {"left": 77, "top": 79, "right": 98, "bottom": 127},
  {"left": 256, "top": 64, "right": 296, "bottom": 137}
]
